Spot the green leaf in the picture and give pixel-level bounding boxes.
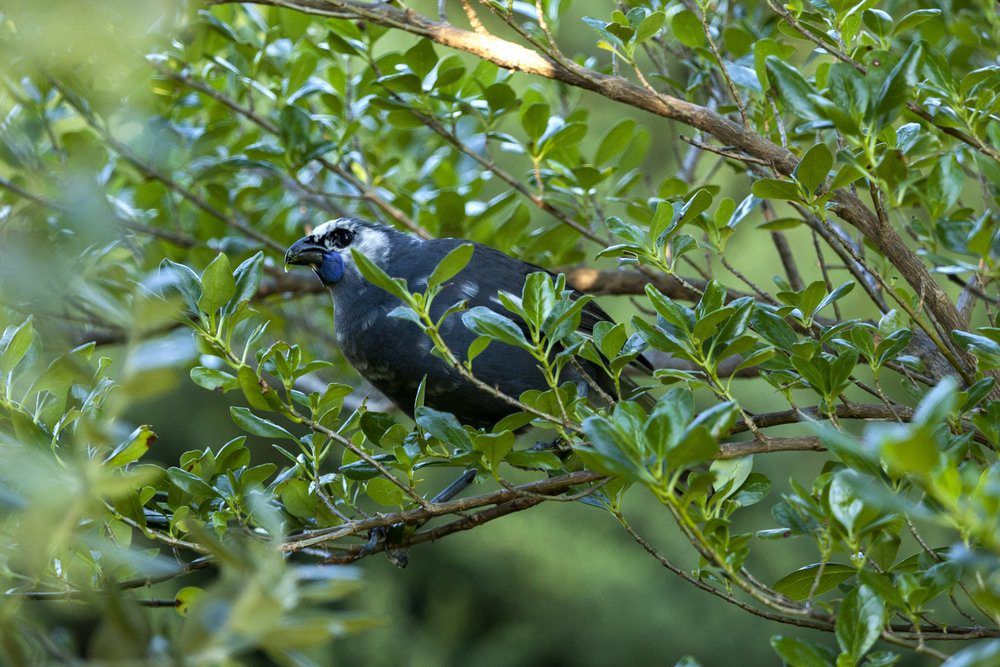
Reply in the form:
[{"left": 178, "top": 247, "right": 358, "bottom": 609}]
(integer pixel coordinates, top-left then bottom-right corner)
[
  {"left": 230, "top": 406, "right": 297, "bottom": 441},
  {"left": 794, "top": 144, "right": 833, "bottom": 196},
  {"left": 415, "top": 406, "right": 473, "bottom": 451},
  {"left": 462, "top": 307, "right": 530, "bottom": 349},
  {"left": 752, "top": 308, "right": 798, "bottom": 348},
  {"left": 475, "top": 430, "right": 515, "bottom": 473},
  {"left": 688, "top": 400, "right": 738, "bottom": 440},
  {"left": 672, "top": 10, "right": 705, "bottom": 49},
  {"left": 596, "top": 118, "right": 636, "bottom": 164},
  {"left": 105, "top": 425, "right": 156, "bottom": 468},
  {"left": 159, "top": 258, "right": 202, "bottom": 309},
  {"left": 710, "top": 456, "right": 752, "bottom": 501},
  {"left": 912, "top": 376, "right": 959, "bottom": 425},
  {"left": 645, "top": 284, "right": 694, "bottom": 334},
  {"left": 680, "top": 188, "right": 713, "bottom": 225},
  {"left": 669, "top": 425, "right": 719, "bottom": 467},
  {"left": 830, "top": 163, "right": 864, "bottom": 191},
  {"left": 521, "top": 103, "right": 550, "bottom": 143},
  {"left": 752, "top": 178, "right": 801, "bottom": 201},
  {"left": 238, "top": 364, "right": 280, "bottom": 411},
  {"left": 228, "top": 251, "right": 264, "bottom": 312},
  {"left": 813, "top": 281, "right": 855, "bottom": 318},
  {"left": 827, "top": 62, "right": 869, "bottom": 120},
  {"left": 829, "top": 472, "right": 865, "bottom": 537},
  {"left": 359, "top": 411, "right": 396, "bottom": 446},
  {"left": 427, "top": 243, "right": 474, "bottom": 290},
  {"left": 198, "top": 253, "right": 237, "bottom": 314},
  {"left": 799, "top": 281, "right": 828, "bottom": 322},
  {"left": 404, "top": 39, "right": 438, "bottom": 78},
  {"left": 835, "top": 585, "right": 884, "bottom": 662},
  {"left": 892, "top": 9, "right": 941, "bottom": 36},
  {"left": 174, "top": 586, "right": 204, "bottom": 617},
  {"left": 351, "top": 248, "right": 411, "bottom": 301},
  {"left": 581, "top": 415, "right": 642, "bottom": 479},
  {"left": 881, "top": 425, "right": 941, "bottom": 478},
  {"left": 731, "top": 347, "right": 776, "bottom": 375},
  {"left": 869, "top": 41, "right": 923, "bottom": 129},
  {"left": 366, "top": 477, "right": 406, "bottom": 507},
  {"left": 939, "top": 640, "right": 1000, "bottom": 667},
  {"left": 635, "top": 11, "right": 666, "bottom": 44},
  {"left": 167, "top": 467, "right": 218, "bottom": 499},
  {"left": 0, "top": 316, "right": 33, "bottom": 374},
  {"left": 190, "top": 366, "right": 238, "bottom": 392},
  {"left": 286, "top": 50, "right": 317, "bottom": 98},
  {"left": 754, "top": 38, "right": 794, "bottom": 90},
  {"left": 771, "top": 635, "right": 834, "bottom": 667},
  {"left": 432, "top": 55, "right": 466, "bottom": 89},
  {"left": 773, "top": 563, "right": 856, "bottom": 601},
  {"left": 279, "top": 478, "right": 316, "bottom": 517},
  {"left": 765, "top": 56, "right": 821, "bottom": 120},
  {"left": 238, "top": 463, "right": 276, "bottom": 490},
  {"left": 644, "top": 399, "right": 682, "bottom": 459},
  {"left": 927, "top": 155, "right": 963, "bottom": 214}
]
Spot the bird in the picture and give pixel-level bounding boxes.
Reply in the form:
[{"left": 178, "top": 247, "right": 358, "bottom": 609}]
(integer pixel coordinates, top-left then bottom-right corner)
[{"left": 284, "top": 217, "right": 650, "bottom": 429}]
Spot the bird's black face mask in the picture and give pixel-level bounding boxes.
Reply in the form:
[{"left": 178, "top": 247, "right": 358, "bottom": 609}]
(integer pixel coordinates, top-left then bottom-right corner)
[{"left": 285, "top": 237, "right": 345, "bottom": 285}]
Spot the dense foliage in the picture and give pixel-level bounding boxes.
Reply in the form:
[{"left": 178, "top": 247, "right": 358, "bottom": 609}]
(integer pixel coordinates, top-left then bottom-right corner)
[{"left": 1, "top": 0, "right": 998, "bottom": 664}]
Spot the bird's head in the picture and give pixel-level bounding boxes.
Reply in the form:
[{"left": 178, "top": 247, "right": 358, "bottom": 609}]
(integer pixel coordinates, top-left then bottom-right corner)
[{"left": 284, "top": 217, "right": 393, "bottom": 286}]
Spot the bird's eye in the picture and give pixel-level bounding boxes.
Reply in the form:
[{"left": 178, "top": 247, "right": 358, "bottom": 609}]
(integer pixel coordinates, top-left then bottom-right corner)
[{"left": 326, "top": 228, "right": 355, "bottom": 249}]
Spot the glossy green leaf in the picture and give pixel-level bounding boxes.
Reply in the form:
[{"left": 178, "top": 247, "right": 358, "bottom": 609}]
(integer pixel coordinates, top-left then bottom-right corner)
[
  {"left": 773, "top": 563, "right": 856, "bottom": 601},
  {"left": 765, "top": 56, "right": 821, "bottom": 120},
  {"left": 869, "top": 41, "right": 923, "bottom": 129},
  {"left": 352, "top": 248, "right": 411, "bottom": 301},
  {"left": 771, "top": 635, "right": 834, "bottom": 667},
  {"left": 230, "top": 406, "right": 297, "bottom": 441},
  {"left": 0, "top": 316, "right": 33, "bottom": 374},
  {"left": 105, "top": 425, "right": 156, "bottom": 468},
  {"left": 427, "top": 243, "right": 474, "bottom": 290},
  {"left": 835, "top": 585, "right": 884, "bottom": 662},
  {"left": 793, "top": 144, "right": 833, "bottom": 196},
  {"left": 752, "top": 178, "right": 801, "bottom": 201},
  {"left": 198, "top": 252, "right": 237, "bottom": 314}
]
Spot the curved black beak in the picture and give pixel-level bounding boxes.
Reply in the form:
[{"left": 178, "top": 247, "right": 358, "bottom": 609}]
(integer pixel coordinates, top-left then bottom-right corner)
[{"left": 284, "top": 237, "right": 327, "bottom": 268}]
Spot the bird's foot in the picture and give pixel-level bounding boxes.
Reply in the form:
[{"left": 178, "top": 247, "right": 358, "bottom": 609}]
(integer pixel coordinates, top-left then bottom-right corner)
[
  {"left": 531, "top": 436, "right": 572, "bottom": 457},
  {"left": 357, "top": 468, "right": 477, "bottom": 567},
  {"left": 359, "top": 523, "right": 410, "bottom": 567}
]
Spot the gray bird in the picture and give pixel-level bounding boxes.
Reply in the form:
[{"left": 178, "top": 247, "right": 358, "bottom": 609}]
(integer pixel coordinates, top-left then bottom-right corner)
[{"left": 285, "top": 217, "right": 649, "bottom": 428}]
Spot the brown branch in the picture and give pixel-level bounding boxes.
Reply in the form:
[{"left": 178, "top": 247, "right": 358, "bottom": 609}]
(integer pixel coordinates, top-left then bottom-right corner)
[
  {"left": 320, "top": 495, "right": 546, "bottom": 563},
  {"left": 718, "top": 436, "right": 824, "bottom": 457},
  {"left": 733, "top": 403, "right": 914, "bottom": 434},
  {"left": 214, "top": 0, "right": 979, "bottom": 380},
  {"left": 562, "top": 267, "right": 751, "bottom": 301},
  {"left": 679, "top": 135, "right": 770, "bottom": 165},
  {"left": 282, "top": 470, "right": 605, "bottom": 552}
]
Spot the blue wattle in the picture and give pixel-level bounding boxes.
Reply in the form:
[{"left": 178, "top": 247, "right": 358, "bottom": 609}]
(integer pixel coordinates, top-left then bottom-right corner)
[{"left": 318, "top": 252, "right": 345, "bottom": 284}]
